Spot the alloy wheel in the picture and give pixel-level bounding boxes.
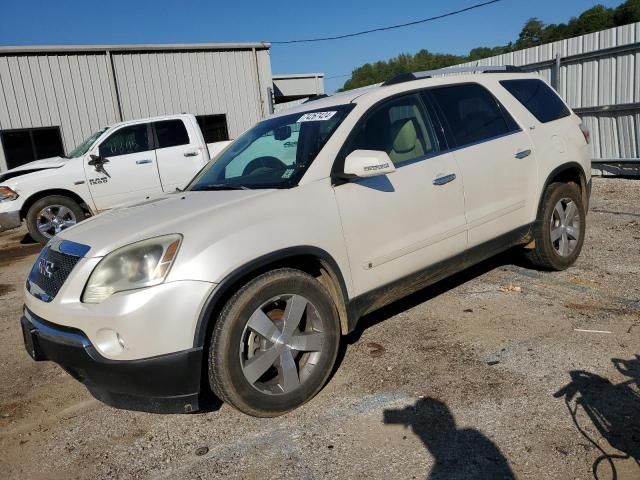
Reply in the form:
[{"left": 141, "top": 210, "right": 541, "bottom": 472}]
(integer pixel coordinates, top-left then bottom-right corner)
[
  {"left": 240, "top": 294, "right": 326, "bottom": 395},
  {"left": 36, "top": 205, "right": 78, "bottom": 239},
  {"left": 550, "top": 197, "right": 580, "bottom": 257}
]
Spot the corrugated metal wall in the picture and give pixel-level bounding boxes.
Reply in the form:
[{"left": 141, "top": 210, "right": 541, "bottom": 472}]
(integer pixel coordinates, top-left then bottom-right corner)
[
  {"left": 111, "top": 49, "right": 271, "bottom": 138},
  {"left": 458, "top": 22, "right": 640, "bottom": 166},
  {"left": 0, "top": 46, "right": 272, "bottom": 171},
  {"left": 0, "top": 53, "right": 120, "bottom": 166}
]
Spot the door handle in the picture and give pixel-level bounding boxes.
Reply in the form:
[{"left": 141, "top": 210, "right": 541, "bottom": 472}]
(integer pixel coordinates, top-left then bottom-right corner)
[
  {"left": 433, "top": 173, "right": 456, "bottom": 186},
  {"left": 184, "top": 151, "right": 199, "bottom": 157},
  {"left": 136, "top": 159, "right": 153, "bottom": 165},
  {"left": 515, "top": 149, "right": 532, "bottom": 159}
]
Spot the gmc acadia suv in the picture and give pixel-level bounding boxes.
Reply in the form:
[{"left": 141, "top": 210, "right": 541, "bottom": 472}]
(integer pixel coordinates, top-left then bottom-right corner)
[{"left": 20, "top": 66, "right": 591, "bottom": 417}]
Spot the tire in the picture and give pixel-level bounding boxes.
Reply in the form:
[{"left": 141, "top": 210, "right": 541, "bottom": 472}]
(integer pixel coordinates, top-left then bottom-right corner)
[
  {"left": 26, "top": 195, "right": 85, "bottom": 244},
  {"left": 525, "top": 182, "right": 586, "bottom": 271},
  {"left": 208, "top": 268, "right": 341, "bottom": 417}
]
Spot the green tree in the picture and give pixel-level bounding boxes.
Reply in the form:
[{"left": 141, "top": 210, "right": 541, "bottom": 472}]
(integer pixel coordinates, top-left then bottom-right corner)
[
  {"left": 614, "top": 0, "right": 640, "bottom": 24},
  {"left": 341, "top": 50, "right": 465, "bottom": 91},
  {"left": 568, "top": 5, "right": 615, "bottom": 36},
  {"left": 515, "top": 18, "right": 545, "bottom": 49}
]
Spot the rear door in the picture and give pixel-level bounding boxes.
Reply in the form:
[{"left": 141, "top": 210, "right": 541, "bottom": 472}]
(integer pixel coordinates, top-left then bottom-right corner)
[
  {"left": 427, "top": 83, "right": 537, "bottom": 248},
  {"left": 333, "top": 93, "right": 467, "bottom": 297},
  {"left": 153, "top": 118, "right": 205, "bottom": 192},
  {"left": 87, "top": 122, "right": 162, "bottom": 210}
]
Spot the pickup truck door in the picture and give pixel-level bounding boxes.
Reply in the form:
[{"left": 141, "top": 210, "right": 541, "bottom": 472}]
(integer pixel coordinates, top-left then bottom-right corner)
[
  {"left": 153, "top": 119, "right": 207, "bottom": 192},
  {"left": 86, "top": 122, "right": 162, "bottom": 210},
  {"left": 333, "top": 93, "right": 467, "bottom": 298}
]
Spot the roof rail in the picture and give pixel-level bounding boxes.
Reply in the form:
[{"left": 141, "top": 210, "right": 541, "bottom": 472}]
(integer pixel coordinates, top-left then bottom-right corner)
[{"left": 382, "top": 65, "right": 523, "bottom": 86}]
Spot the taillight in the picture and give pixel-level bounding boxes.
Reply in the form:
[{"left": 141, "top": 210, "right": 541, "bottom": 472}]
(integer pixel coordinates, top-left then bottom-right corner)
[{"left": 579, "top": 123, "right": 590, "bottom": 144}]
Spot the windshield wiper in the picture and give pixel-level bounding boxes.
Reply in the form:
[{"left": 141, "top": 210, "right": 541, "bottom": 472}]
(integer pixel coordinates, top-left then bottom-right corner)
[{"left": 194, "top": 183, "right": 251, "bottom": 191}]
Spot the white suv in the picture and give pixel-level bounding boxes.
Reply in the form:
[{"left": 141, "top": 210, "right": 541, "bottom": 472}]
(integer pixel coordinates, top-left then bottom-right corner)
[{"left": 20, "top": 67, "right": 591, "bottom": 417}]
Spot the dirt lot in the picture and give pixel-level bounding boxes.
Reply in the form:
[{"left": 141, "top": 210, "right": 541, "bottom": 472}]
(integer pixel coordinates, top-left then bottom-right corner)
[{"left": 0, "top": 177, "right": 638, "bottom": 480}]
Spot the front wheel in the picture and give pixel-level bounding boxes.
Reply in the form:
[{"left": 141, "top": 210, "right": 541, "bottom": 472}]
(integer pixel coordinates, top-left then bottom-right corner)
[
  {"left": 25, "top": 195, "right": 85, "bottom": 244},
  {"left": 525, "top": 182, "right": 586, "bottom": 270},
  {"left": 208, "top": 268, "right": 341, "bottom": 417}
]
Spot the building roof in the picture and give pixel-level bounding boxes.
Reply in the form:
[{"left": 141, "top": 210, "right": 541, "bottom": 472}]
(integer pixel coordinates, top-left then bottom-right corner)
[
  {"left": 272, "top": 73, "right": 324, "bottom": 79},
  {"left": 0, "top": 42, "right": 271, "bottom": 54}
]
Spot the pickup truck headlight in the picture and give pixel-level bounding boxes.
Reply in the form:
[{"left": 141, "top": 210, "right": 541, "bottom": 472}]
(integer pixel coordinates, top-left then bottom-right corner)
[
  {"left": 0, "top": 186, "right": 18, "bottom": 202},
  {"left": 82, "top": 234, "right": 182, "bottom": 304}
]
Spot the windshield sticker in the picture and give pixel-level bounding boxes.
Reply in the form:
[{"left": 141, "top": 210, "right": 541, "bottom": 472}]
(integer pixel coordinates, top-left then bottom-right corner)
[
  {"left": 282, "top": 168, "right": 295, "bottom": 179},
  {"left": 297, "top": 111, "right": 337, "bottom": 122}
]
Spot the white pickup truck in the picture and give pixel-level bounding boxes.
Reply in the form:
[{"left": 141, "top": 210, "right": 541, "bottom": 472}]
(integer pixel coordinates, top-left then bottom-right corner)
[{"left": 0, "top": 114, "right": 230, "bottom": 243}]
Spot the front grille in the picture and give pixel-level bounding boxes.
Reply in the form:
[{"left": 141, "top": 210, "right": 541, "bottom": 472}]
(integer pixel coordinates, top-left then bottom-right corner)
[{"left": 27, "top": 247, "right": 82, "bottom": 302}]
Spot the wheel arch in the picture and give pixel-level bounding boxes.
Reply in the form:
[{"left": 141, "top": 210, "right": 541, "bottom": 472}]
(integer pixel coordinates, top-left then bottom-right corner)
[
  {"left": 20, "top": 189, "right": 93, "bottom": 220},
  {"left": 193, "top": 246, "right": 352, "bottom": 350},
  {"left": 537, "top": 162, "right": 588, "bottom": 218}
]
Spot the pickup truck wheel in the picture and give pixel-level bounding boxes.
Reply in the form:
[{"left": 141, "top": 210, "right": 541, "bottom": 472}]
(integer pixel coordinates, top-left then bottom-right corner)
[
  {"left": 525, "top": 182, "right": 586, "bottom": 271},
  {"left": 26, "top": 195, "right": 85, "bottom": 244},
  {"left": 208, "top": 268, "right": 340, "bottom": 417}
]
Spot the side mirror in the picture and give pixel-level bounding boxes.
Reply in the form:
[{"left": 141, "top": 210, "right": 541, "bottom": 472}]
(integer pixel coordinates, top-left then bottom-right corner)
[
  {"left": 274, "top": 125, "right": 292, "bottom": 141},
  {"left": 88, "top": 154, "right": 102, "bottom": 166},
  {"left": 343, "top": 150, "right": 396, "bottom": 178},
  {"left": 89, "top": 154, "right": 109, "bottom": 166}
]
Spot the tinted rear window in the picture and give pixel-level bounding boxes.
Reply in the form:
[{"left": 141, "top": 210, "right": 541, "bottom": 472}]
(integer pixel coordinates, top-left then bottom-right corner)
[
  {"left": 429, "top": 83, "right": 519, "bottom": 148},
  {"left": 500, "top": 79, "right": 570, "bottom": 123},
  {"left": 154, "top": 120, "right": 190, "bottom": 149}
]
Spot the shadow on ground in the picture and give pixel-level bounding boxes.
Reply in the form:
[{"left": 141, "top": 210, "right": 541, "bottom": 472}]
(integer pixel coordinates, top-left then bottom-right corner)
[
  {"left": 554, "top": 355, "right": 640, "bottom": 479},
  {"left": 384, "top": 397, "right": 515, "bottom": 479}
]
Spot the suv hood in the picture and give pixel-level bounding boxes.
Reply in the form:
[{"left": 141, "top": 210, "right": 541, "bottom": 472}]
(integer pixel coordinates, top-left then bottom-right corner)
[
  {"left": 58, "top": 189, "right": 271, "bottom": 257},
  {"left": 0, "top": 156, "right": 66, "bottom": 182}
]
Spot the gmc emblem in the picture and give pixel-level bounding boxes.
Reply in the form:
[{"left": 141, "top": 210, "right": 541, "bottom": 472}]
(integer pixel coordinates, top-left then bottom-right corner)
[{"left": 38, "top": 258, "right": 56, "bottom": 279}]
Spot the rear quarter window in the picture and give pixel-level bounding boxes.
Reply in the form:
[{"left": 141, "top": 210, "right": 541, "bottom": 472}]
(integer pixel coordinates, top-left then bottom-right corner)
[{"left": 500, "top": 79, "right": 570, "bottom": 124}]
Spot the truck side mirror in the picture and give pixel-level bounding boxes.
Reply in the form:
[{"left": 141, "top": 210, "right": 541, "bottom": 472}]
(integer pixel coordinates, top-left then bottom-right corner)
[{"left": 88, "top": 154, "right": 103, "bottom": 166}]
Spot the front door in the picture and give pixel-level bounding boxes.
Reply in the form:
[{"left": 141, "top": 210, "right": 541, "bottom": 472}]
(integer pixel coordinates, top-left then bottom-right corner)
[
  {"left": 333, "top": 93, "right": 467, "bottom": 298},
  {"left": 86, "top": 122, "right": 162, "bottom": 210},
  {"left": 427, "top": 83, "right": 537, "bottom": 248}
]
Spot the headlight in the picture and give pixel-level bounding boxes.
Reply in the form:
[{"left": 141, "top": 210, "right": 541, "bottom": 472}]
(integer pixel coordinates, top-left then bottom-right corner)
[
  {"left": 82, "top": 234, "right": 182, "bottom": 304},
  {"left": 0, "top": 186, "right": 18, "bottom": 202}
]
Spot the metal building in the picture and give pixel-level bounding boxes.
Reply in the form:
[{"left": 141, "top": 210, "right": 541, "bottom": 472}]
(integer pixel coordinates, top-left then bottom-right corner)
[
  {"left": 0, "top": 43, "right": 324, "bottom": 173},
  {"left": 458, "top": 22, "right": 640, "bottom": 174}
]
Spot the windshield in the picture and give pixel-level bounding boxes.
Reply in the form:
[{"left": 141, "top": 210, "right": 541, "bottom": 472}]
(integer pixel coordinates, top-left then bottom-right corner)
[
  {"left": 67, "top": 127, "right": 108, "bottom": 158},
  {"left": 188, "top": 105, "right": 354, "bottom": 191}
]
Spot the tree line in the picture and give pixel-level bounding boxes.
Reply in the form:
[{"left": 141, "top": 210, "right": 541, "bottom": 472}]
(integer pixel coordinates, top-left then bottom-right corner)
[{"left": 341, "top": 0, "right": 640, "bottom": 90}]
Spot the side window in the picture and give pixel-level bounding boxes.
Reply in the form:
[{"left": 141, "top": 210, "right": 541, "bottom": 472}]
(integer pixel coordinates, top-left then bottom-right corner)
[
  {"left": 429, "top": 84, "right": 519, "bottom": 148},
  {"left": 346, "top": 94, "right": 439, "bottom": 166},
  {"left": 500, "top": 79, "right": 570, "bottom": 123},
  {"left": 99, "top": 124, "right": 149, "bottom": 157},
  {"left": 154, "top": 120, "right": 190, "bottom": 149}
]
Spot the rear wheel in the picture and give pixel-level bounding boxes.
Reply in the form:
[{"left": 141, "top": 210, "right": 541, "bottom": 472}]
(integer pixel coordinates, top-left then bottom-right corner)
[
  {"left": 526, "top": 182, "right": 586, "bottom": 270},
  {"left": 25, "top": 195, "right": 85, "bottom": 244},
  {"left": 208, "top": 268, "right": 341, "bottom": 417}
]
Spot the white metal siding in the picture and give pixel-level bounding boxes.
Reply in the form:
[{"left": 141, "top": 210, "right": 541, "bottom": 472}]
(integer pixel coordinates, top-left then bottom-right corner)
[
  {"left": 0, "top": 53, "right": 119, "bottom": 170},
  {"left": 111, "top": 49, "right": 270, "bottom": 138}
]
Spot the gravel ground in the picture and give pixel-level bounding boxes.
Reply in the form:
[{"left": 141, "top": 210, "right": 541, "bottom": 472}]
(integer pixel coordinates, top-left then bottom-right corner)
[{"left": 0, "top": 177, "right": 638, "bottom": 480}]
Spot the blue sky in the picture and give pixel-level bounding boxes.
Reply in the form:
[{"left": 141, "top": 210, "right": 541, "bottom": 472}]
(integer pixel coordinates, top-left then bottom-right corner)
[{"left": 0, "top": 0, "right": 624, "bottom": 92}]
